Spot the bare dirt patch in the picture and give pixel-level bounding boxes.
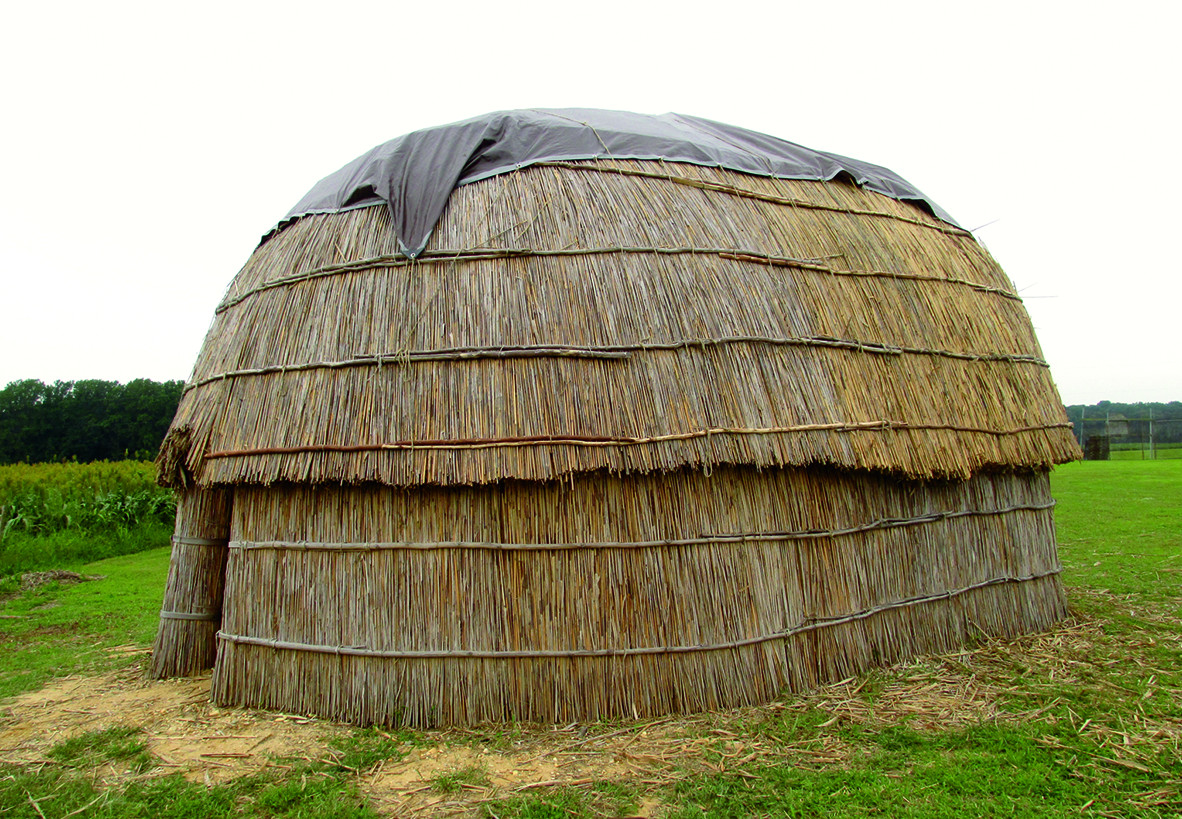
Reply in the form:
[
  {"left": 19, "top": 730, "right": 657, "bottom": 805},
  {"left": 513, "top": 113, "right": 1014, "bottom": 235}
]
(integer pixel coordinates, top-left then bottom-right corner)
[
  {"left": 0, "top": 653, "right": 336, "bottom": 784},
  {"left": 363, "top": 725, "right": 650, "bottom": 815}
]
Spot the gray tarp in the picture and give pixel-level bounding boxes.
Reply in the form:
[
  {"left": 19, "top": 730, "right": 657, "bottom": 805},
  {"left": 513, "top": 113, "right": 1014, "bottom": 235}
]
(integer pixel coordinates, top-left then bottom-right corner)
[{"left": 271, "top": 108, "right": 956, "bottom": 258}]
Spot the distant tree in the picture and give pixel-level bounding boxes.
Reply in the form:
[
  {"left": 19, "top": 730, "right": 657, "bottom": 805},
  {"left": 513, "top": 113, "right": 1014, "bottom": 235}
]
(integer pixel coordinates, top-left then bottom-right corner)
[
  {"left": 0, "top": 380, "right": 52, "bottom": 462},
  {"left": 0, "top": 378, "right": 183, "bottom": 464},
  {"left": 121, "top": 379, "right": 185, "bottom": 458},
  {"left": 63, "top": 379, "right": 116, "bottom": 461}
]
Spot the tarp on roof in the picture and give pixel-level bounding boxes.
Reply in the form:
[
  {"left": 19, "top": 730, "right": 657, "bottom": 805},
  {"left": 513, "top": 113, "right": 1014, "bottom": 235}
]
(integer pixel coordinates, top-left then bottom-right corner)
[{"left": 271, "top": 108, "right": 957, "bottom": 258}]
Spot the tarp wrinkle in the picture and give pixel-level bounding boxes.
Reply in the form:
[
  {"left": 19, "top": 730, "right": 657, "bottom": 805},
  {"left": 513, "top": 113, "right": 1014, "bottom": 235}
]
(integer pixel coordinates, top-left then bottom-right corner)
[{"left": 268, "top": 108, "right": 958, "bottom": 257}]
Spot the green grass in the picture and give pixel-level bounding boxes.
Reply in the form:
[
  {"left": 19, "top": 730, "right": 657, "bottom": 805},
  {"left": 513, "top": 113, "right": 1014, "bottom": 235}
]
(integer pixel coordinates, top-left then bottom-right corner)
[
  {"left": 0, "top": 520, "right": 173, "bottom": 577},
  {"left": 1103, "top": 442, "right": 1181, "bottom": 460},
  {"left": 47, "top": 725, "right": 154, "bottom": 774},
  {"left": 0, "top": 547, "right": 170, "bottom": 699},
  {"left": 669, "top": 727, "right": 1096, "bottom": 817},
  {"left": 666, "top": 718, "right": 1173, "bottom": 817},
  {"left": 483, "top": 781, "right": 639, "bottom": 818},
  {"left": 1, "top": 460, "right": 1179, "bottom": 817},
  {"left": 1052, "top": 459, "right": 1182, "bottom": 602},
  {"left": 432, "top": 764, "right": 491, "bottom": 795},
  {"left": 325, "top": 726, "right": 423, "bottom": 772},
  {"left": 1, "top": 731, "right": 380, "bottom": 819}
]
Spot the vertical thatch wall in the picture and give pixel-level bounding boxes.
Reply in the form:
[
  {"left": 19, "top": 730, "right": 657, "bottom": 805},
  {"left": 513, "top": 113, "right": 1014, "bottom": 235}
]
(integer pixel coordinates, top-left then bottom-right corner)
[
  {"left": 149, "top": 488, "right": 231, "bottom": 678},
  {"left": 208, "top": 467, "right": 1064, "bottom": 726}
]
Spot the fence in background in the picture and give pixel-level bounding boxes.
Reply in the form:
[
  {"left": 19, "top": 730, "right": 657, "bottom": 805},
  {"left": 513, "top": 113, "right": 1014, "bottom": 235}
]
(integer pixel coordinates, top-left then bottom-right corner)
[{"left": 1075, "top": 412, "right": 1181, "bottom": 460}]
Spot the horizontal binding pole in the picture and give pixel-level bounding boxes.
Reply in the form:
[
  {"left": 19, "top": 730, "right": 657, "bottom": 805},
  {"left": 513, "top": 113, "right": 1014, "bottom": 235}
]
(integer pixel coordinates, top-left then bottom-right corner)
[
  {"left": 215, "top": 244, "right": 1017, "bottom": 315},
  {"left": 228, "top": 501, "right": 1056, "bottom": 553},
  {"left": 185, "top": 347, "right": 631, "bottom": 392},
  {"left": 172, "top": 536, "right": 230, "bottom": 548},
  {"left": 715, "top": 252, "right": 1019, "bottom": 299},
  {"left": 216, "top": 568, "right": 1061, "bottom": 659},
  {"left": 184, "top": 336, "right": 1048, "bottom": 393},
  {"left": 160, "top": 610, "right": 220, "bottom": 621},
  {"left": 205, "top": 420, "right": 1074, "bottom": 458}
]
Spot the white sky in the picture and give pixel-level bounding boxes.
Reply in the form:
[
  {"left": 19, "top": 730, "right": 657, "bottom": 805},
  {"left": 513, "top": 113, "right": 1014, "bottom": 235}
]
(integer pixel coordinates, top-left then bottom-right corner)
[{"left": 1, "top": 1, "right": 1177, "bottom": 405}]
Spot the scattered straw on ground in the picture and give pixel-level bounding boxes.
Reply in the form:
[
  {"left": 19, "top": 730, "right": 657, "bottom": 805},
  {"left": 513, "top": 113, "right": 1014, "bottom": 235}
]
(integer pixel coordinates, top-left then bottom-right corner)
[
  {"left": 18, "top": 570, "right": 105, "bottom": 591},
  {"left": 1, "top": 607, "right": 1179, "bottom": 816},
  {"left": 0, "top": 652, "right": 334, "bottom": 785}
]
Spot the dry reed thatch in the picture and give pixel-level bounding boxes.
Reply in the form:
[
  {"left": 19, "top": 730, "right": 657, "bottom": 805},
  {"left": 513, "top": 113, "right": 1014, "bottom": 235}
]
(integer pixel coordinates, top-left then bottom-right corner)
[
  {"left": 207, "top": 466, "right": 1065, "bottom": 725},
  {"left": 151, "top": 155, "right": 1079, "bottom": 726},
  {"left": 158, "top": 159, "right": 1077, "bottom": 488}
]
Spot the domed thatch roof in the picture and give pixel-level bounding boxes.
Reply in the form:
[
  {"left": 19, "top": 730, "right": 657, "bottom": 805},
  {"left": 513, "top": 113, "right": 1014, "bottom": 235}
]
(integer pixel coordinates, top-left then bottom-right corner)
[{"left": 159, "top": 109, "right": 1076, "bottom": 490}]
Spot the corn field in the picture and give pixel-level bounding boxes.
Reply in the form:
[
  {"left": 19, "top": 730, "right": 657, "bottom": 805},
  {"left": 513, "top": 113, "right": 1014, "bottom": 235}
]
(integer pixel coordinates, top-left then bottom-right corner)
[{"left": 0, "top": 462, "right": 174, "bottom": 576}]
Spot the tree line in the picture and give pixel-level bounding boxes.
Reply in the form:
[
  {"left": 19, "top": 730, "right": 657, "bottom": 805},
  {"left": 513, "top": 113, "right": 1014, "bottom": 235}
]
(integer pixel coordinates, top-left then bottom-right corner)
[{"left": 0, "top": 379, "right": 183, "bottom": 464}]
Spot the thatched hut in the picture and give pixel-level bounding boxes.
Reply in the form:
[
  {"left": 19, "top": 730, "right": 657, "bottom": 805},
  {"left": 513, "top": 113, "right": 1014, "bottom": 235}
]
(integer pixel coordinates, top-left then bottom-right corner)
[{"left": 151, "top": 109, "right": 1080, "bottom": 726}]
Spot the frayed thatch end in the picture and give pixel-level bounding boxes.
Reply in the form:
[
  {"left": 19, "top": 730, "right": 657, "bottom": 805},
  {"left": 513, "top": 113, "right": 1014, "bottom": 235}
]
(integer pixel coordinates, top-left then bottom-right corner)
[{"left": 156, "top": 426, "right": 194, "bottom": 489}]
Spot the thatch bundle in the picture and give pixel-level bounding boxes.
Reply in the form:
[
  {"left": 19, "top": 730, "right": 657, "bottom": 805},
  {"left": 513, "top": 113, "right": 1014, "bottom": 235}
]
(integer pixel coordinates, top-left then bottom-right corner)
[{"left": 151, "top": 111, "right": 1078, "bottom": 726}]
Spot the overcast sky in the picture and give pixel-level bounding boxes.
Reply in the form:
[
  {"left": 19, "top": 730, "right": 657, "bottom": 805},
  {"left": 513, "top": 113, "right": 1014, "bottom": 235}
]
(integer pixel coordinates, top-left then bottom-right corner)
[{"left": 1, "top": 1, "right": 1177, "bottom": 405}]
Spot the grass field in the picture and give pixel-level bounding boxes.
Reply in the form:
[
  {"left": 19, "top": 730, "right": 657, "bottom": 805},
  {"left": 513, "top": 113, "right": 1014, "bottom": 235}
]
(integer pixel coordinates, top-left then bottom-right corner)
[{"left": 1, "top": 461, "right": 1179, "bottom": 817}]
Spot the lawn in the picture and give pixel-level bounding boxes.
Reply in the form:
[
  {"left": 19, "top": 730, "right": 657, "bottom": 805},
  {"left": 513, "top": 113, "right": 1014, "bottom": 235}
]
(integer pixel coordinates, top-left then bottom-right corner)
[
  {"left": 0, "top": 548, "right": 170, "bottom": 700},
  {"left": 1, "top": 461, "right": 1179, "bottom": 817},
  {"left": 1052, "top": 459, "right": 1182, "bottom": 603}
]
